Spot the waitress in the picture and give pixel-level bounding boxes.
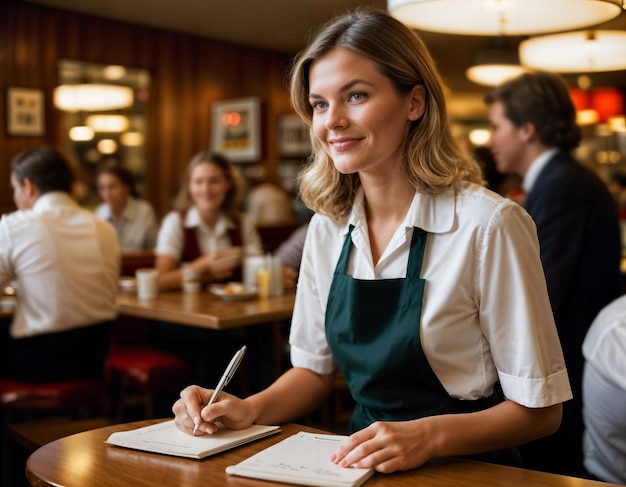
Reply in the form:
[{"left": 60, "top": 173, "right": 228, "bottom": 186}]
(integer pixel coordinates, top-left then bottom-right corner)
[{"left": 172, "top": 8, "right": 572, "bottom": 474}]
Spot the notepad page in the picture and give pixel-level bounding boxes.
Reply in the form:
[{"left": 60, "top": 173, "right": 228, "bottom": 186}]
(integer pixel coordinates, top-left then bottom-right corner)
[
  {"left": 226, "top": 432, "right": 374, "bottom": 487},
  {"left": 106, "top": 420, "right": 280, "bottom": 459}
]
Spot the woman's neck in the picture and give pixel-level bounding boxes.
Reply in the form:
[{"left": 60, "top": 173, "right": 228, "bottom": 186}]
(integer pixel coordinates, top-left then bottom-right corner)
[{"left": 197, "top": 207, "right": 220, "bottom": 230}]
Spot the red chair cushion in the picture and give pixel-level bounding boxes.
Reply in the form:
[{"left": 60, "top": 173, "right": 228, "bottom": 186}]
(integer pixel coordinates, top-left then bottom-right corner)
[
  {"left": 106, "top": 347, "right": 191, "bottom": 393},
  {"left": 0, "top": 378, "right": 104, "bottom": 411}
]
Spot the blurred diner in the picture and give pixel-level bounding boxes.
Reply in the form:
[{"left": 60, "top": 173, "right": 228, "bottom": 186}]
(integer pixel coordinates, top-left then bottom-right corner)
[
  {"left": 582, "top": 293, "right": 626, "bottom": 485},
  {"left": 0, "top": 146, "right": 120, "bottom": 485},
  {"left": 485, "top": 71, "right": 622, "bottom": 477},
  {"left": 154, "top": 151, "right": 262, "bottom": 291},
  {"left": 95, "top": 161, "right": 158, "bottom": 252},
  {"left": 150, "top": 151, "right": 264, "bottom": 389}
]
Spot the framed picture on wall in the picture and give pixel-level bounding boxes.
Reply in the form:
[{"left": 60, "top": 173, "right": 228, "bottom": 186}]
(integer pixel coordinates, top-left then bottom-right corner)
[
  {"left": 6, "top": 87, "right": 45, "bottom": 136},
  {"left": 211, "top": 97, "right": 261, "bottom": 162},
  {"left": 278, "top": 115, "right": 311, "bottom": 157}
]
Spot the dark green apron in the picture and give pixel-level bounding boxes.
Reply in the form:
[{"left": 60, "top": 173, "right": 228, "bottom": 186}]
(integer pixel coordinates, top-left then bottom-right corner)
[{"left": 325, "top": 225, "right": 521, "bottom": 466}]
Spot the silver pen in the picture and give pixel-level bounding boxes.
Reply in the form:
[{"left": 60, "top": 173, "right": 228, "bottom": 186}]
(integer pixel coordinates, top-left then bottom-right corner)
[{"left": 193, "top": 345, "right": 247, "bottom": 434}]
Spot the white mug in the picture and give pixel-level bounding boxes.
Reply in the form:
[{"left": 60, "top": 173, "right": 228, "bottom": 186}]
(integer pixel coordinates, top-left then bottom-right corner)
[{"left": 136, "top": 268, "right": 159, "bottom": 300}]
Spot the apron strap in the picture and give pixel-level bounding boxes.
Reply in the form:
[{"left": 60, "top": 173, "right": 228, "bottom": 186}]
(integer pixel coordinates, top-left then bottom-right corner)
[{"left": 406, "top": 227, "right": 428, "bottom": 279}]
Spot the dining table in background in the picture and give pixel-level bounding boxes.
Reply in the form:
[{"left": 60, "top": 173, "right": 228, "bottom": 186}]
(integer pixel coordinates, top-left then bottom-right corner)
[
  {"left": 116, "top": 288, "right": 296, "bottom": 378},
  {"left": 25, "top": 418, "right": 620, "bottom": 487}
]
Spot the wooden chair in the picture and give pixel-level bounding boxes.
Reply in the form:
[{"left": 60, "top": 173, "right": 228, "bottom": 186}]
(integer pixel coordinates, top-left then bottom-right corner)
[{"left": 105, "top": 316, "right": 192, "bottom": 422}]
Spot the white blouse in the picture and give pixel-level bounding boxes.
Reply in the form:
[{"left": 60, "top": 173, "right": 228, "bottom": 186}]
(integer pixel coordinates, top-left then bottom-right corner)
[
  {"left": 155, "top": 207, "right": 262, "bottom": 261},
  {"left": 95, "top": 197, "right": 158, "bottom": 251},
  {"left": 289, "top": 181, "right": 572, "bottom": 409}
]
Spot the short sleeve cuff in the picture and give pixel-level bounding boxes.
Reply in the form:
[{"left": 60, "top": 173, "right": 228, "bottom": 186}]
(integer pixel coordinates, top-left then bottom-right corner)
[
  {"left": 290, "top": 345, "right": 336, "bottom": 375},
  {"left": 499, "top": 369, "right": 573, "bottom": 408}
]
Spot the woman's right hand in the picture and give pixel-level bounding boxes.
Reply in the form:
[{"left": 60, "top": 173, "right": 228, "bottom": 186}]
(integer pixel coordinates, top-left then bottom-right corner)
[
  {"left": 193, "top": 252, "right": 238, "bottom": 282},
  {"left": 173, "top": 385, "right": 255, "bottom": 435}
]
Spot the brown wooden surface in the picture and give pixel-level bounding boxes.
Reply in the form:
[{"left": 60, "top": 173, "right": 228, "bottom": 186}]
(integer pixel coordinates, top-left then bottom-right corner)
[
  {"left": 26, "top": 419, "right": 619, "bottom": 487},
  {"left": 116, "top": 289, "right": 295, "bottom": 330}
]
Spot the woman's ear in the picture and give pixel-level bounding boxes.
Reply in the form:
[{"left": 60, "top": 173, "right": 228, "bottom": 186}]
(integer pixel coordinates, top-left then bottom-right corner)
[{"left": 408, "top": 84, "right": 426, "bottom": 121}]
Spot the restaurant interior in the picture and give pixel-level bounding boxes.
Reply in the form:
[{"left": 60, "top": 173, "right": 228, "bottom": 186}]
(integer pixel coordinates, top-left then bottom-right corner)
[{"left": 1, "top": 0, "right": 626, "bottom": 485}]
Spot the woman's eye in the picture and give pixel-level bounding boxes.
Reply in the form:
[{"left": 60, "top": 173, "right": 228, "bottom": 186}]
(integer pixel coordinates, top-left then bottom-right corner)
[
  {"left": 311, "top": 101, "right": 327, "bottom": 111},
  {"left": 350, "top": 92, "right": 366, "bottom": 102}
]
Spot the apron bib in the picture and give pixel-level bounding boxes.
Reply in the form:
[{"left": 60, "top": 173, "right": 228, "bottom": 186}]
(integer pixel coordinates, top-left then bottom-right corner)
[{"left": 325, "top": 226, "right": 520, "bottom": 466}]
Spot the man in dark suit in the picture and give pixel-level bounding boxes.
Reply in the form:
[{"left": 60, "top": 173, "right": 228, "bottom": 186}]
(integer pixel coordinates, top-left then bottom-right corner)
[{"left": 485, "top": 71, "right": 622, "bottom": 478}]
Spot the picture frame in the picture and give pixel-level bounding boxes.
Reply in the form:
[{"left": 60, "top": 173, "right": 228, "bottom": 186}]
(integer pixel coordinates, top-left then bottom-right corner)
[
  {"left": 211, "top": 97, "right": 261, "bottom": 162},
  {"left": 278, "top": 115, "right": 311, "bottom": 157},
  {"left": 6, "top": 87, "right": 45, "bottom": 136}
]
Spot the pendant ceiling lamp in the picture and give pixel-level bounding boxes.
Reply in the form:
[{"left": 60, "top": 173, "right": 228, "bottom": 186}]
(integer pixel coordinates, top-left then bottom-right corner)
[
  {"left": 466, "top": 39, "right": 527, "bottom": 86},
  {"left": 520, "top": 30, "right": 626, "bottom": 73},
  {"left": 388, "top": 0, "right": 623, "bottom": 36}
]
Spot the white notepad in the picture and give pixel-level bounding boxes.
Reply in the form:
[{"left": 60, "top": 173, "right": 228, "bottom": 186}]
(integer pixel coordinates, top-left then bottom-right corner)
[
  {"left": 226, "top": 431, "right": 375, "bottom": 487},
  {"left": 105, "top": 420, "right": 280, "bottom": 459}
]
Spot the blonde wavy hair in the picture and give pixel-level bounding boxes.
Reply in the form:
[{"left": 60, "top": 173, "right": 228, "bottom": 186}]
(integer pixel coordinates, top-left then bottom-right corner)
[{"left": 290, "top": 7, "right": 484, "bottom": 221}]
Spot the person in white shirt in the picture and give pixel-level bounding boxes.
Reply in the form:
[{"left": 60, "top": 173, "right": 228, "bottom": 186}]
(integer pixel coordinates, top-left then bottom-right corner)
[
  {"left": 172, "top": 8, "right": 571, "bottom": 474},
  {"left": 155, "top": 151, "right": 262, "bottom": 291},
  {"left": 0, "top": 146, "right": 120, "bottom": 382},
  {"left": 152, "top": 151, "right": 263, "bottom": 389},
  {"left": 582, "top": 295, "right": 626, "bottom": 484},
  {"left": 95, "top": 161, "right": 158, "bottom": 251}
]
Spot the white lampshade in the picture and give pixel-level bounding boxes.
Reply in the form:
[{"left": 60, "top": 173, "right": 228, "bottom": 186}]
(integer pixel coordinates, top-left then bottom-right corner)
[
  {"left": 388, "top": 0, "right": 623, "bottom": 36},
  {"left": 520, "top": 30, "right": 626, "bottom": 72},
  {"left": 466, "top": 45, "right": 527, "bottom": 86},
  {"left": 54, "top": 84, "right": 134, "bottom": 111}
]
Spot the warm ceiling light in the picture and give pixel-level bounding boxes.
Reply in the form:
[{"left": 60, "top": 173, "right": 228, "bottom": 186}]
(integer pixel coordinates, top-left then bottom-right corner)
[
  {"left": 120, "top": 132, "right": 145, "bottom": 146},
  {"left": 103, "top": 65, "right": 127, "bottom": 80},
  {"left": 466, "top": 45, "right": 527, "bottom": 86},
  {"left": 469, "top": 128, "right": 491, "bottom": 146},
  {"left": 388, "top": 0, "right": 623, "bottom": 35},
  {"left": 54, "top": 84, "right": 134, "bottom": 111},
  {"left": 86, "top": 114, "right": 129, "bottom": 132},
  {"left": 609, "top": 116, "right": 626, "bottom": 133},
  {"left": 520, "top": 30, "right": 626, "bottom": 73},
  {"left": 68, "top": 126, "right": 94, "bottom": 142},
  {"left": 97, "top": 139, "right": 118, "bottom": 154}
]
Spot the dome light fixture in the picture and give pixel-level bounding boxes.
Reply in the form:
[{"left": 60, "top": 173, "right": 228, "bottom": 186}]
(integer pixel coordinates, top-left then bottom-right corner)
[
  {"left": 466, "top": 44, "right": 527, "bottom": 86},
  {"left": 388, "top": 0, "right": 623, "bottom": 36},
  {"left": 520, "top": 30, "right": 626, "bottom": 73}
]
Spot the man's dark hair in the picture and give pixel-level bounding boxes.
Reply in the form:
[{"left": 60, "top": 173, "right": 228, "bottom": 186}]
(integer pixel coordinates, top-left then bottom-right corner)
[
  {"left": 485, "top": 71, "right": 582, "bottom": 152},
  {"left": 10, "top": 146, "right": 75, "bottom": 194}
]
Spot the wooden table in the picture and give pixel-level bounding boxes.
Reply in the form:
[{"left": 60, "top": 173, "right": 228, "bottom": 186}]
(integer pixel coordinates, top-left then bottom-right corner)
[
  {"left": 116, "top": 289, "right": 295, "bottom": 330},
  {"left": 26, "top": 419, "right": 618, "bottom": 487},
  {"left": 116, "top": 289, "right": 296, "bottom": 378}
]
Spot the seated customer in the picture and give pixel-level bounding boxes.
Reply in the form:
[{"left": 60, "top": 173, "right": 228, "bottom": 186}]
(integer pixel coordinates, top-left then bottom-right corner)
[
  {"left": 95, "top": 161, "right": 158, "bottom": 251},
  {"left": 0, "top": 146, "right": 120, "bottom": 382},
  {"left": 152, "top": 151, "right": 263, "bottom": 388},
  {"left": 155, "top": 151, "right": 262, "bottom": 290},
  {"left": 582, "top": 295, "right": 626, "bottom": 484}
]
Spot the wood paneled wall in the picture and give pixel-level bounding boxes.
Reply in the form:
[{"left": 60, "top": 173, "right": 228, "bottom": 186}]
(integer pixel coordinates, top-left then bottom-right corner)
[{"left": 0, "top": 0, "right": 294, "bottom": 217}]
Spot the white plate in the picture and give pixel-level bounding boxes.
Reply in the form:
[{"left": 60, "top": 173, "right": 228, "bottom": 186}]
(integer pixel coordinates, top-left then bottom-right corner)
[
  {"left": 119, "top": 277, "right": 138, "bottom": 293},
  {"left": 210, "top": 283, "right": 258, "bottom": 301}
]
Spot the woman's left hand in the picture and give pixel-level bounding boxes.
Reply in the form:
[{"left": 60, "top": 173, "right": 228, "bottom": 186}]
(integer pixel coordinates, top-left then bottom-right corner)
[{"left": 330, "top": 420, "right": 435, "bottom": 473}]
